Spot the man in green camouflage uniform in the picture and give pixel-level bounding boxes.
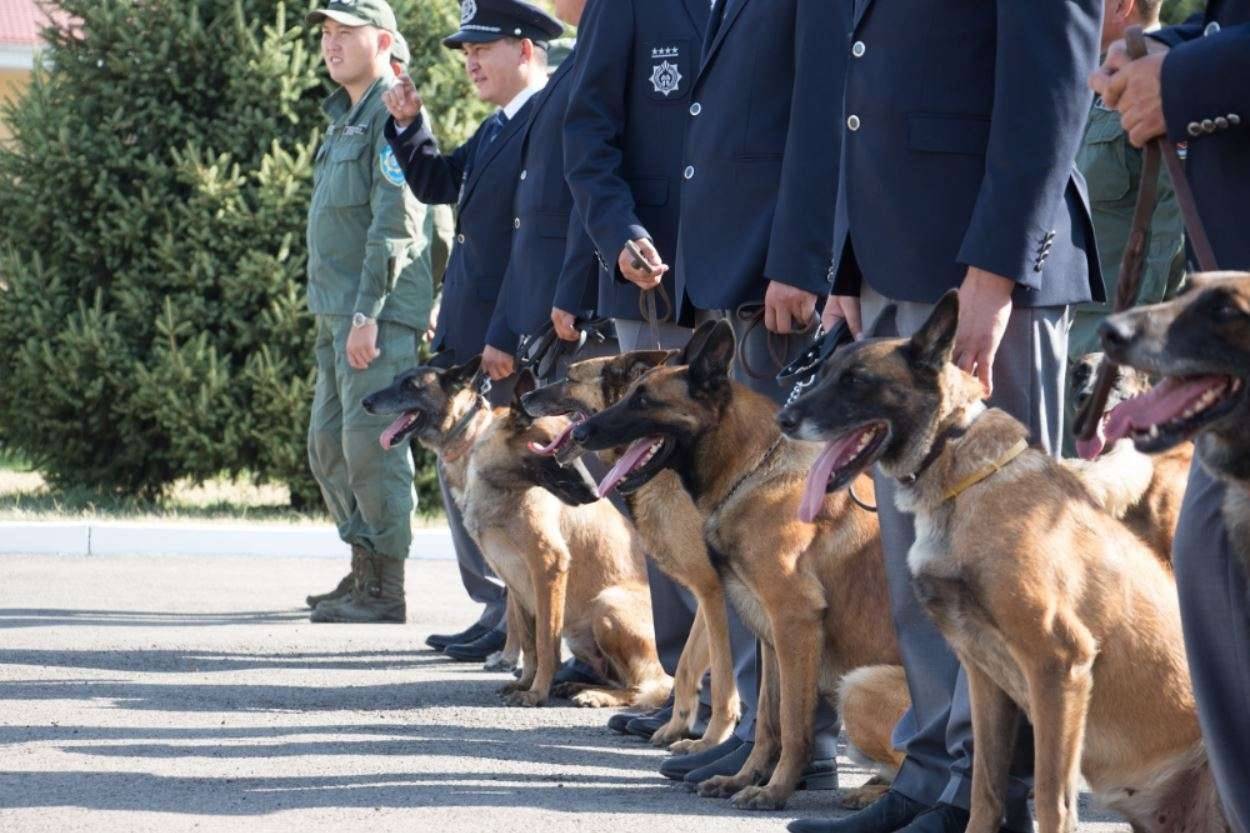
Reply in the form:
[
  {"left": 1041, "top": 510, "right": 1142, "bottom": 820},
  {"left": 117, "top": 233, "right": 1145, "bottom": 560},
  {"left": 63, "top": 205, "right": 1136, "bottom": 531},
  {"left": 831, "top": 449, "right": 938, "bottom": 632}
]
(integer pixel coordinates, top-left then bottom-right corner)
[{"left": 303, "top": 0, "right": 435, "bottom": 623}]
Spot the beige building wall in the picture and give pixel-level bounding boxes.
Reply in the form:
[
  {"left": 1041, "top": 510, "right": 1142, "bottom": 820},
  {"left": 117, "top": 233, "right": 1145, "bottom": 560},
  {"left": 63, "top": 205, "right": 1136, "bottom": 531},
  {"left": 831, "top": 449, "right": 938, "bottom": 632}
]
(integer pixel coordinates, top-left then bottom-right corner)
[{"left": 0, "top": 69, "right": 31, "bottom": 140}]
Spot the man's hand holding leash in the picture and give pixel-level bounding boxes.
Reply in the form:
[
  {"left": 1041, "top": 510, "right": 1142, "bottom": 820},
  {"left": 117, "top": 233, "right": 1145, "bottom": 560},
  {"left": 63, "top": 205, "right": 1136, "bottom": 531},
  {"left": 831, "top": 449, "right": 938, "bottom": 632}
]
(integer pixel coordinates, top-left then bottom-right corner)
[{"left": 618, "top": 238, "right": 667, "bottom": 289}]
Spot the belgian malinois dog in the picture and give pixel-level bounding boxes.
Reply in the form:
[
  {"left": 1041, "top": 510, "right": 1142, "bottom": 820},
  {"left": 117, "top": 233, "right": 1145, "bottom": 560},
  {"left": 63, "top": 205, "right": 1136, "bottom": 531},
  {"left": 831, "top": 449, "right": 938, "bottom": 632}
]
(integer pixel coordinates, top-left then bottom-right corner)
[
  {"left": 778, "top": 291, "right": 1225, "bottom": 833},
  {"left": 570, "top": 322, "right": 901, "bottom": 811},
  {"left": 523, "top": 351, "right": 743, "bottom": 754},
  {"left": 1067, "top": 353, "right": 1193, "bottom": 565},
  {"left": 1098, "top": 271, "right": 1250, "bottom": 575},
  {"left": 363, "top": 360, "right": 671, "bottom": 710}
]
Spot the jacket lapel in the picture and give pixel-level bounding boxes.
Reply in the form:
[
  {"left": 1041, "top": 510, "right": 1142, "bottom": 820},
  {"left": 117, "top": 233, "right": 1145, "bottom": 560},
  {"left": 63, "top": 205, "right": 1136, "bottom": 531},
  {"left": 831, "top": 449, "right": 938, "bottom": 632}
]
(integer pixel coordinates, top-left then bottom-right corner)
[
  {"left": 679, "top": 0, "right": 710, "bottom": 39},
  {"left": 700, "top": 0, "right": 750, "bottom": 75},
  {"left": 460, "top": 96, "right": 535, "bottom": 208},
  {"left": 852, "top": 0, "right": 875, "bottom": 32}
]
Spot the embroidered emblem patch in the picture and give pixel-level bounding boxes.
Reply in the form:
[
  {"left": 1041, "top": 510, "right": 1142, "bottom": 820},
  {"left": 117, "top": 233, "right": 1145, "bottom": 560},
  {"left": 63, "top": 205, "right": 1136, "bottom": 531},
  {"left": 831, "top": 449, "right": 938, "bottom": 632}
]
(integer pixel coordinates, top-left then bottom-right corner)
[
  {"left": 650, "top": 60, "right": 682, "bottom": 97},
  {"left": 461, "top": 0, "right": 477, "bottom": 24},
  {"left": 379, "top": 145, "right": 405, "bottom": 187}
]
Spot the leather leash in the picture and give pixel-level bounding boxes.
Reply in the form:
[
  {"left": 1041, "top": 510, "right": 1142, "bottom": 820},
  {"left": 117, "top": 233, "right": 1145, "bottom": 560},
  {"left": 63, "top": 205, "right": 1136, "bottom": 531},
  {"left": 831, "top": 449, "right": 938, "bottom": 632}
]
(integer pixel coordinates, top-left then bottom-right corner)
[
  {"left": 734, "top": 303, "right": 814, "bottom": 381},
  {"left": 626, "top": 239, "right": 673, "bottom": 349},
  {"left": 1074, "top": 26, "right": 1220, "bottom": 445}
]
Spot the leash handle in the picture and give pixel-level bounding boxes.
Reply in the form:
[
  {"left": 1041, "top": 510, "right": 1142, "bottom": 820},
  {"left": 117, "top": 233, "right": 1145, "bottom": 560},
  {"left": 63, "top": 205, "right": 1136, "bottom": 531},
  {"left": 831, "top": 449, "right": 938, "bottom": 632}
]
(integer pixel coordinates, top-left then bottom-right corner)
[
  {"left": 625, "top": 239, "right": 672, "bottom": 349},
  {"left": 733, "top": 302, "right": 813, "bottom": 382}
]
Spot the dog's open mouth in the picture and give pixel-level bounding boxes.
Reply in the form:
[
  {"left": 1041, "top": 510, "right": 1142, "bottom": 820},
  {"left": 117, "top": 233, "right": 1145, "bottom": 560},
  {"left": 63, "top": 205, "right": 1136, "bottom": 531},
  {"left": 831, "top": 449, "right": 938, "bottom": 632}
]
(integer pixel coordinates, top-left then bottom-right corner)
[
  {"left": 528, "top": 411, "right": 587, "bottom": 457},
  {"left": 799, "top": 421, "right": 888, "bottom": 523},
  {"left": 596, "top": 435, "right": 674, "bottom": 497},
  {"left": 379, "top": 410, "right": 426, "bottom": 450},
  {"left": 1088, "top": 374, "right": 1245, "bottom": 456}
]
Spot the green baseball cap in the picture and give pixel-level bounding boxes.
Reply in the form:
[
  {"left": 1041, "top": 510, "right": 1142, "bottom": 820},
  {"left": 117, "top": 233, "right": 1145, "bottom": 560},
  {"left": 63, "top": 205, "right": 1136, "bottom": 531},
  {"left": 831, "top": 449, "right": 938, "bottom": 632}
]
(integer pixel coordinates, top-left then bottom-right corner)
[
  {"left": 307, "top": 0, "right": 398, "bottom": 31},
  {"left": 390, "top": 31, "right": 410, "bottom": 65}
]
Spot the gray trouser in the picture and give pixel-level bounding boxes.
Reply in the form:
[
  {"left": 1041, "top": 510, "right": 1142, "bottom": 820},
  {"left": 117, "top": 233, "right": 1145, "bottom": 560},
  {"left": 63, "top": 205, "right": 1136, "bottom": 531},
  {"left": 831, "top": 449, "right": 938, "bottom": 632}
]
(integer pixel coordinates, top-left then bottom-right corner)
[
  {"left": 438, "top": 371, "right": 519, "bottom": 634},
  {"left": 1173, "top": 463, "right": 1250, "bottom": 833},
  {"left": 861, "top": 283, "right": 1068, "bottom": 831}
]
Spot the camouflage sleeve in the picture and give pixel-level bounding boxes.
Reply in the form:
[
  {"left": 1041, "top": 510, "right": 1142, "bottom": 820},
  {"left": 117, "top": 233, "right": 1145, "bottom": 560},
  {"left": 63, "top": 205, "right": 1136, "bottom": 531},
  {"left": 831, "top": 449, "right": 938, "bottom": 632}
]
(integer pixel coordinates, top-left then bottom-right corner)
[{"left": 355, "top": 126, "right": 420, "bottom": 319}]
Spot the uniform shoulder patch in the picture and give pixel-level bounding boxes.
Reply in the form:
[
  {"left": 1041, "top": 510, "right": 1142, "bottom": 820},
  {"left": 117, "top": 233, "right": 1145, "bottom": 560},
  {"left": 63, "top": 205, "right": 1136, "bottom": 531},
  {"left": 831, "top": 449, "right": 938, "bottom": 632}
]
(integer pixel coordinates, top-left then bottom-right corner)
[{"left": 379, "top": 144, "right": 406, "bottom": 187}]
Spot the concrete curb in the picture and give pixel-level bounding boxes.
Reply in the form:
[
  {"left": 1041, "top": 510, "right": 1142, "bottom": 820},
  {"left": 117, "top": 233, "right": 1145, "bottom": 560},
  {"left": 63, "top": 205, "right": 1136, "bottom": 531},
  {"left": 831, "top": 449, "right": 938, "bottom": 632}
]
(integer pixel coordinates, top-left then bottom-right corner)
[{"left": 0, "top": 521, "right": 456, "bottom": 560}]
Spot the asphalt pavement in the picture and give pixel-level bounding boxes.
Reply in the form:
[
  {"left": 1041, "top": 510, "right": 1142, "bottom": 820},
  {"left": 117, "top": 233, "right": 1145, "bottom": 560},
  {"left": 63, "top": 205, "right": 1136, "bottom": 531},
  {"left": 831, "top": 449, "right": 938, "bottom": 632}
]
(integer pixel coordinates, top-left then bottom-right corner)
[{"left": 0, "top": 554, "right": 1131, "bottom": 833}]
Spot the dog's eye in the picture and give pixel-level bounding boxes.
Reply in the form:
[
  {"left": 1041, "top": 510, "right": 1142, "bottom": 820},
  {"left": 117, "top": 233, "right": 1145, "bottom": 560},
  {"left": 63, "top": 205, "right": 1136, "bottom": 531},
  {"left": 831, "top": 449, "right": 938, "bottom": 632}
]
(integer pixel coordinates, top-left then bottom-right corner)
[
  {"left": 1216, "top": 300, "right": 1247, "bottom": 322},
  {"left": 633, "top": 390, "right": 650, "bottom": 408}
]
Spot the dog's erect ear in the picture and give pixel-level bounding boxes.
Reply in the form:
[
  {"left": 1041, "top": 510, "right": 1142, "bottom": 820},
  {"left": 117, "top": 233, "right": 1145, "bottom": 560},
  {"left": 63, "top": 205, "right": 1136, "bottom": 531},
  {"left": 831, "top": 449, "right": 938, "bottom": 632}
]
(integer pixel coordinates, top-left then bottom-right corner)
[
  {"left": 441, "top": 355, "right": 483, "bottom": 390},
  {"left": 625, "top": 349, "right": 676, "bottom": 379},
  {"left": 908, "top": 290, "right": 960, "bottom": 370},
  {"left": 679, "top": 320, "right": 721, "bottom": 366},
  {"left": 687, "top": 319, "right": 736, "bottom": 396},
  {"left": 511, "top": 369, "right": 538, "bottom": 424}
]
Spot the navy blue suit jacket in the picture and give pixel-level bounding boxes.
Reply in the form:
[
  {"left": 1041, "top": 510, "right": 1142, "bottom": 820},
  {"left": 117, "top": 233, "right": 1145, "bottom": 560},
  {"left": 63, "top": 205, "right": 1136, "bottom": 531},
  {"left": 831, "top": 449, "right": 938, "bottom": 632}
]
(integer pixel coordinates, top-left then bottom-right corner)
[
  {"left": 1154, "top": 0, "right": 1250, "bottom": 270},
  {"left": 385, "top": 99, "right": 534, "bottom": 362},
  {"left": 831, "top": 0, "right": 1104, "bottom": 309},
  {"left": 485, "top": 54, "right": 599, "bottom": 352},
  {"left": 675, "top": 0, "right": 843, "bottom": 314},
  {"left": 564, "top": 0, "right": 709, "bottom": 322}
]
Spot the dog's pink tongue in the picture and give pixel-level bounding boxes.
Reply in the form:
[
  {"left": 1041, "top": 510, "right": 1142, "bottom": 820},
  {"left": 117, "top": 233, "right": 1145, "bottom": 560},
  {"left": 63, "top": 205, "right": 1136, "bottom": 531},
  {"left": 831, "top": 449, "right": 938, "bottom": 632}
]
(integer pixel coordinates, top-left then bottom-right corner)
[
  {"left": 1104, "top": 376, "right": 1226, "bottom": 446},
  {"left": 379, "top": 414, "right": 414, "bottom": 450},
  {"left": 528, "top": 421, "right": 577, "bottom": 456},
  {"left": 1075, "top": 421, "right": 1108, "bottom": 460},
  {"left": 799, "top": 431, "right": 867, "bottom": 524},
  {"left": 596, "top": 437, "right": 658, "bottom": 498}
]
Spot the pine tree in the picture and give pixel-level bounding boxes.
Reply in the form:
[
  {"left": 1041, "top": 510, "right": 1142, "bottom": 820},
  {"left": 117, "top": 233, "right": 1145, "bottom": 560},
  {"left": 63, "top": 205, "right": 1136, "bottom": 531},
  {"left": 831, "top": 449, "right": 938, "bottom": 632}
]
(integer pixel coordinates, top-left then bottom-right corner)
[{"left": 0, "top": 0, "right": 487, "bottom": 504}]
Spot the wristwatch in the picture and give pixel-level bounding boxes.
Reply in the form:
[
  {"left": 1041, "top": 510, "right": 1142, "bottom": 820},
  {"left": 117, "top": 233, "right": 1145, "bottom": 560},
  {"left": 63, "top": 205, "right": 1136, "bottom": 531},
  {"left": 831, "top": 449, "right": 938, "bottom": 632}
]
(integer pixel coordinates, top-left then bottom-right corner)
[{"left": 352, "top": 312, "right": 374, "bottom": 329}]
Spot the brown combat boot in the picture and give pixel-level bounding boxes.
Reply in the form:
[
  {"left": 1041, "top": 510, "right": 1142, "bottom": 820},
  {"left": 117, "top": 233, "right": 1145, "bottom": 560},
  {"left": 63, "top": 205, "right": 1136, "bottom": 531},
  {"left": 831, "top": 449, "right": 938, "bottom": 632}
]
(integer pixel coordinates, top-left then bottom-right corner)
[
  {"left": 310, "top": 547, "right": 406, "bottom": 624},
  {"left": 305, "top": 546, "right": 367, "bottom": 609}
]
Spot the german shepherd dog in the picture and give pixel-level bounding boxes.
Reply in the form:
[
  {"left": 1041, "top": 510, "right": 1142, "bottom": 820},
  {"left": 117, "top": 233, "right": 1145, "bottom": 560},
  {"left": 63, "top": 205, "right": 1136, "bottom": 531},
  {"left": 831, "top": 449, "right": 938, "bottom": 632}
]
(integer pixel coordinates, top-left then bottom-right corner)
[
  {"left": 569, "top": 322, "right": 901, "bottom": 811},
  {"left": 1098, "top": 271, "right": 1250, "bottom": 574},
  {"left": 522, "top": 350, "right": 743, "bottom": 754},
  {"left": 1067, "top": 353, "right": 1193, "bottom": 565},
  {"left": 778, "top": 291, "right": 1224, "bottom": 833},
  {"left": 363, "top": 360, "right": 671, "bottom": 709}
]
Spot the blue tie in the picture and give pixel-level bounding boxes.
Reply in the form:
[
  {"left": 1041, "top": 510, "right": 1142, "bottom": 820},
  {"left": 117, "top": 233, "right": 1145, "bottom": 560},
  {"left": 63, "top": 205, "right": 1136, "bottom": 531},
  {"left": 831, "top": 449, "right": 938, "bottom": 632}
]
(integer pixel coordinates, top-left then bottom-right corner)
[{"left": 483, "top": 110, "right": 507, "bottom": 145}]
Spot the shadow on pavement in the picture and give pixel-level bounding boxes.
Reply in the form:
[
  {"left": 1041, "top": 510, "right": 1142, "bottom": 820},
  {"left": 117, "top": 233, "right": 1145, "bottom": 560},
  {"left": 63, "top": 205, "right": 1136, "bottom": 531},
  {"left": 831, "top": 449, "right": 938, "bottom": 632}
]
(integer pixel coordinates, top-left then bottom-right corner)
[
  {"left": 0, "top": 608, "right": 309, "bottom": 629},
  {"left": 0, "top": 647, "right": 445, "bottom": 673}
]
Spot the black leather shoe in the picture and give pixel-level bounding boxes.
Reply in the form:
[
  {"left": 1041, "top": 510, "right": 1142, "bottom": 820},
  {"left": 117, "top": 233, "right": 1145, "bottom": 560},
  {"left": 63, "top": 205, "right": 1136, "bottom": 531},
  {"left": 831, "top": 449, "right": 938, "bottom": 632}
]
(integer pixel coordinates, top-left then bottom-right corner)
[
  {"left": 893, "top": 803, "right": 970, "bottom": 833},
  {"left": 553, "top": 658, "right": 605, "bottom": 686},
  {"left": 607, "top": 708, "right": 652, "bottom": 734},
  {"left": 625, "top": 706, "right": 674, "bottom": 739},
  {"left": 786, "top": 788, "right": 927, "bottom": 833},
  {"left": 443, "top": 629, "right": 506, "bottom": 662},
  {"left": 627, "top": 701, "right": 713, "bottom": 740},
  {"left": 426, "top": 622, "right": 489, "bottom": 651},
  {"left": 659, "top": 735, "right": 744, "bottom": 781},
  {"left": 686, "top": 741, "right": 838, "bottom": 790}
]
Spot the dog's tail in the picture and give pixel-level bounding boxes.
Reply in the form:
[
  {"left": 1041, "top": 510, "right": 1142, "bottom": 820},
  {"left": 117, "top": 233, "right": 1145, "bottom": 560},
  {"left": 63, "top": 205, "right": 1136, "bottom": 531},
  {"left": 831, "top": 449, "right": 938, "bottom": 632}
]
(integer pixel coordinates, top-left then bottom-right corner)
[
  {"left": 1062, "top": 439, "right": 1154, "bottom": 519},
  {"left": 838, "top": 665, "right": 909, "bottom": 775}
]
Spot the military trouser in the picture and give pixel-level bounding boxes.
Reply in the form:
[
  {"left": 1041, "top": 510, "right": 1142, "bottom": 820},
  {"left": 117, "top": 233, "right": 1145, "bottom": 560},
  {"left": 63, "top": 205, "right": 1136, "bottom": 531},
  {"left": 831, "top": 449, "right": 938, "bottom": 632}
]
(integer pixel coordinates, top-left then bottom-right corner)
[{"left": 308, "top": 315, "right": 419, "bottom": 560}]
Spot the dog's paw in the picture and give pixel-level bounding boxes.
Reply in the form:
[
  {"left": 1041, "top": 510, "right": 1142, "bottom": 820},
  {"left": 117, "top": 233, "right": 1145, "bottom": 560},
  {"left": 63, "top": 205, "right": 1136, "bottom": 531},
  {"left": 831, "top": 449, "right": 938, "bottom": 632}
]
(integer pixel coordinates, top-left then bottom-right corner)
[
  {"left": 669, "top": 737, "right": 712, "bottom": 756},
  {"left": 483, "top": 651, "right": 518, "bottom": 673},
  {"left": 839, "top": 784, "right": 889, "bottom": 811},
  {"left": 731, "top": 784, "right": 788, "bottom": 812},
  {"left": 649, "top": 721, "right": 688, "bottom": 748},
  {"left": 569, "top": 689, "right": 624, "bottom": 708},
  {"left": 504, "top": 689, "right": 547, "bottom": 708},
  {"left": 497, "top": 681, "right": 526, "bottom": 696},
  {"left": 551, "top": 682, "right": 591, "bottom": 700},
  {"left": 697, "top": 774, "right": 749, "bottom": 799}
]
